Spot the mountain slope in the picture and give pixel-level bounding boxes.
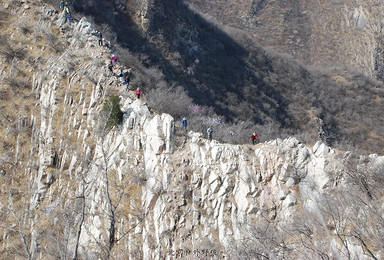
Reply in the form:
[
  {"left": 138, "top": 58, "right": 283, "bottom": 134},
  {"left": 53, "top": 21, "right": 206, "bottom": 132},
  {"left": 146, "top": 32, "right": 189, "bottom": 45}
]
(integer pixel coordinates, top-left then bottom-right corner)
[{"left": 53, "top": 0, "right": 384, "bottom": 153}]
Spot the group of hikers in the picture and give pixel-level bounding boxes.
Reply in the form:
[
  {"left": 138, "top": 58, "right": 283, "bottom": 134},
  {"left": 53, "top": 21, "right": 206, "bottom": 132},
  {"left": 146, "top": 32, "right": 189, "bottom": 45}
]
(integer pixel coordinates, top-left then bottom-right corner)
[
  {"left": 180, "top": 117, "right": 261, "bottom": 144},
  {"left": 55, "top": 3, "right": 145, "bottom": 101},
  {"left": 57, "top": 3, "right": 144, "bottom": 106},
  {"left": 117, "top": 67, "right": 132, "bottom": 91},
  {"left": 107, "top": 54, "right": 143, "bottom": 99},
  {"left": 181, "top": 117, "right": 213, "bottom": 140},
  {"left": 179, "top": 115, "right": 330, "bottom": 145}
]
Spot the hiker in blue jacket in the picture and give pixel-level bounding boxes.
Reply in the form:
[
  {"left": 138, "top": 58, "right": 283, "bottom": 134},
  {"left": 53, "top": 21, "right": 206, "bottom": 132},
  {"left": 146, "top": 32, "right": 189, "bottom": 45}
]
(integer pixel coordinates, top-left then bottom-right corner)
[{"left": 181, "top": 117, "right": 188, "bottom": 131}]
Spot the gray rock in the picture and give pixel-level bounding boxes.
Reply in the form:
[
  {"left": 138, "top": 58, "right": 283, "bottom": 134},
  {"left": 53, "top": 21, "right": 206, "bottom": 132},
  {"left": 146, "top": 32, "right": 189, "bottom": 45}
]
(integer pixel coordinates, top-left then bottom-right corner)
[
  {"left": 283, "top": 194, "right": 297, "bottom": 207},
  {"left": 286, "top": 177, "right": 296, "bottom": 187},
  {"left": 278, "top": 189, "right": 290, "bottom": 200},
  {"left": 313, "top": 141, "right": 330, "bottom": 156}
]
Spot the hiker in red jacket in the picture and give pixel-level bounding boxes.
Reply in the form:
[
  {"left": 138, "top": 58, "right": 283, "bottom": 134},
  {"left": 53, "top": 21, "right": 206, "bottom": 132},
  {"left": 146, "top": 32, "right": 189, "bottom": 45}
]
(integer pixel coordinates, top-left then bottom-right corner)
[
  {"left": 250, "top": 132, "right": 259, "bottom": 145},
  {"left": 136, "top": 87, "right": 142, "bottom": 99}
]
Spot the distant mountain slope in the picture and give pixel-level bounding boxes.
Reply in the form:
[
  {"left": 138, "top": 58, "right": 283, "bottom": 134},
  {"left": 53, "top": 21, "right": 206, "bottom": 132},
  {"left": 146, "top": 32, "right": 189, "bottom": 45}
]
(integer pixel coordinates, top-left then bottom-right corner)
[{"left": 185, "top": 0, "right": 384, "bottom": 77}]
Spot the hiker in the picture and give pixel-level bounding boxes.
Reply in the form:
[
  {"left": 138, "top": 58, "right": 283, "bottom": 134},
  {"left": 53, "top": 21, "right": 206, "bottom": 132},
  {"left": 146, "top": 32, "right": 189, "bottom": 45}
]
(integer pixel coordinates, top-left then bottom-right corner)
[
  {"left": 125, "top": 74, "right": 130, "bottom": 91},
  {"left": 111, "top": 54, "right": 117, "bottom": 66},
  {"left": 66, "top": 12, "right": 72, "bottom": 24},
  {"left": 64, "top": 4, "right": 70, "bottom": 15},
  {"left": 97, "top": 31, "right": 103, "bottom": 46},
  {"left": 61, "top": 3, "right": 70, "bottom": 24},
  {"left": 108, "top": 61, "right": 113, "bottom": 74},
  {"left": 119, "top": 69, "right": 125, "bottom": 85},
  {"left": 60, "top": 1, "right": 65, "bottom": 10},
  {"left": 207, "top": 127, "right": 213, "bottom": 141},
  {"left": 318, "top": 129, "right": 326, "bottom": 141},
  {"left": 250, "top": 132, "right": 259, "bottom": 145},
  {"left": 181, "top": 117, "right": 188, "bottom": 131},
  {"left": 136, "top": 87, "right": 142, "bottom": 99}
]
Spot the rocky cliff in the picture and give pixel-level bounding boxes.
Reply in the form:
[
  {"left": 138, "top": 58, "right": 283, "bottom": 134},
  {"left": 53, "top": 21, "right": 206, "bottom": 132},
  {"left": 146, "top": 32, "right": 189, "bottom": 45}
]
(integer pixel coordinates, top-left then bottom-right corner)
[{"left": 1, "top": 1, "right": 384, "bottom": 259}]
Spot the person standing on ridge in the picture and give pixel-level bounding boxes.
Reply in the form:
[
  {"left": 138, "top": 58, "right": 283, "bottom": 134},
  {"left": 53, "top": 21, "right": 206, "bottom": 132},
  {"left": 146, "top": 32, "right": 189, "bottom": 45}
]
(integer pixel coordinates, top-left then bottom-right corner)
[
  {"left": 136, "top": 87, "right": 142, "bottom": 99},
  {"left": 123, "top": 68, "right": 132, "bottom": 91},
  {"left": 125, "top": 74, "right": 131, "bottom": 91},
  {"left": 66, "top": 12, "right": 72, "bottom": 24},
  {"left": 111, "top": 54, "right": 117, "bottom": 67},
  {"left": 97, "top": 31, "right": 103, "bottom": 46},
  {"left": 181, "top": 117, "right": 188, "bottom": 131},
  {"left": 60, "top": 1, "right": 65, "bottom": 10},
  {"left": 207, "top": 126, "right": 213, "bottom": 141},
  {"left": 250, "top": 132, "right": 259, "bottom": 145},
  {"left": 108, "top": 61, "right": 113, "bottom": 75},
  {"left": 119, "top": 69, "right": 125, "bottom": 85},
  {"left": 64, "top": 3, "right": 70, "bottom": 15},
  {"left": 63, "top": 4, "right": 72, "bottom": 24},
  {"left": 318, "top": 129, "right": 326, "bottom": 141}
]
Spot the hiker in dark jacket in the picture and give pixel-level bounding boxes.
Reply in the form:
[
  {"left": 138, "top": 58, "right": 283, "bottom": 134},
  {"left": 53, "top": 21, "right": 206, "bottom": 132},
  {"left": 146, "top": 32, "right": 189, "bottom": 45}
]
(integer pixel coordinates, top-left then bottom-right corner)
[
  {"left": 108, "top": 61, "right": 113, "bottom": 75},
  {"left": 119, "top": 69, "right": 125, "bottom": 85},
  {"left": 125, "top": 75, "right": 130, "bottom": 91},
  {"left": 207, "top": 127, "right": 213, "bottom": 141},
  {"left": 97, "top": 31, "right": 103, "bottom": 46},
  {"left": 60, "top": 1, "right": 65, "bottom": 10}
]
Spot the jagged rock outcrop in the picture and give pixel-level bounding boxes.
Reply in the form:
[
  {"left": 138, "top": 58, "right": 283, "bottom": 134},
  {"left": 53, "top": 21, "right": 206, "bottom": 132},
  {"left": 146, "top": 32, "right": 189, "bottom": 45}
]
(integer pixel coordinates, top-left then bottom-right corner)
[{"left": 76, "top": 94, "right": 382, "bottom": 258}]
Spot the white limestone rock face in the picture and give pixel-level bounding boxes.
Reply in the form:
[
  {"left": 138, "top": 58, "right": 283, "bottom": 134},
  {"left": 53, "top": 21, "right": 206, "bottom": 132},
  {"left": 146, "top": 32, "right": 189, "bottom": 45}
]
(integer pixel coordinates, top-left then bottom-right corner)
[
  {"left": 353, "top": 6, "right": 369, "bottom": 30},
  {"left": 313, "top": 141, "right": 330, "bottom": 156},
  {"left": 28, "top": 66, "right": 382, "bottom": 258},
  {"left": 135, "top": 134, "right": 356, "bottom": 257},
  {"left": 74, "top": 17, "right": 95, "bottom": 35}
]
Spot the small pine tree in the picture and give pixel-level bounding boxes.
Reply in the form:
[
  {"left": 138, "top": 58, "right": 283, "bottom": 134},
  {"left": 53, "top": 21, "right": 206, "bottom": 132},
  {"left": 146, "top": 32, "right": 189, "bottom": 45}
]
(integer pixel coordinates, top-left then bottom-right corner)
[{"left": 103, "top": 95, "right": 124, "bottom": 131}]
